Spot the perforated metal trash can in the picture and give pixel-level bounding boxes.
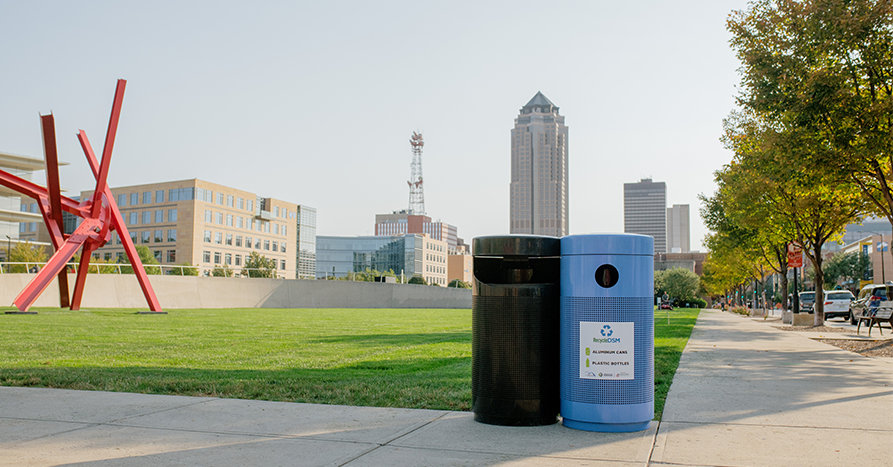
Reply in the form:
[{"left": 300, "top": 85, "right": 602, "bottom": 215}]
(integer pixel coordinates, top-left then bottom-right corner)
[
  {"left": 560, "top": 234, "right": 654, "bottom": 432},
  {"left": 472, "top": 235, "right": 560, "bottom": 426}
]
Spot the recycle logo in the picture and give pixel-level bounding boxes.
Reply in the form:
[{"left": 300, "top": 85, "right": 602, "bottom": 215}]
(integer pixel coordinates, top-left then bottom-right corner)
[{"left": 600, "top": 325, "right": 613, "bottom": 337}]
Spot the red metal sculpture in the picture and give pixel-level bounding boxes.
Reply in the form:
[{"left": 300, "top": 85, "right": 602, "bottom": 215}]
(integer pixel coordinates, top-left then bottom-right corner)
[{"left": 1, "top": 79, "right": 164, "bottom": 314}]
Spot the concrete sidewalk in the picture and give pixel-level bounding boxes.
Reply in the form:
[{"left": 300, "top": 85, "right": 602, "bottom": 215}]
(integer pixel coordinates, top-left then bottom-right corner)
[{"left": 0, "top": 310, "right": 890, "bottom": 466}]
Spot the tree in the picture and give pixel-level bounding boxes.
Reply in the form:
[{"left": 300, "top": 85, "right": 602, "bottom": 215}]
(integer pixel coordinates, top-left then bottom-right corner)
[
  {"left": 243, "top": 252, "right": 277, "bottom": 278},
  {"left": 728, "top": 0, "right": 892, "bottom": 322},
  {"left": 168, "top": 261, "right": 200, "bottom": 276},
  {"left": 8, "top": 242, "right": 47, "bottom": 273},
  {"left": 116, "top": 245, "right": 161, "bottom": 275},
  {"left": 656, "top": 268, "right": 700, "bottom": 306},
  {"left": 823, "top": 251, "right": 871, "bottom": 289},
  {"left": 408, "top": 275, "right": 427, "bottom": 285},
  {"left": 211, "top": 264, "right": 235, "bottom": 277},
  {"left": 448, "top": 279, "right": 471, "bottom": 289}
]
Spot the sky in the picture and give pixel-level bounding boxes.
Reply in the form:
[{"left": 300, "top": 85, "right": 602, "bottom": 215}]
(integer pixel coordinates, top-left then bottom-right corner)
[{"left": 0, "top": 1, "right": 748, "bottom": 251}]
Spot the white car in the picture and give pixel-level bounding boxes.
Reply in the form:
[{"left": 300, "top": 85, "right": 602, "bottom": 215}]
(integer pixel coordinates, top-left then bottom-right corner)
[{"left": 820, "top": 290, "right": 855, "bottom": 320}]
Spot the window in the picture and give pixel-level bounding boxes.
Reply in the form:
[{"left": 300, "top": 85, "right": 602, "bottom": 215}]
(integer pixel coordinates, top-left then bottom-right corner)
[
  {"left": 272, "top": 241, "right": 278, "bottom": 252},
  {"left": 203, "top": 251, "right": 211, "bottom": 263},
  {"left": 168, "top": 209, "right": 177, "bottom": 222},
  {"left": 274, "top": 206, "right": 279, "bottom": 217},
  {"left": 255, "top": 219, "right": 261, "bottom": 231},
  {"left": 238, "top": 197, "right": 244, "bottom": 209},
  {"left": 226, "top": 195, "right": 233, "bottom": 207},
  {"left": 215, "top": 232, "right": 222, "bottom": 244},
  {"left": 235, "top": 254, "right": 242, "bottom": 266},
  {"left": 130, "top": 212, "right": 138, "bottom": 225},
  {"left": 166, "top": 250, "right": 176, "bottom": 263},
  {"left": 217, "top": 192, "right": 224, "bottom": 205},
  {"left": 236, "top": 216, "right": 243, "bottom": 229},
  {"left": 141, "top": 231, "right": 150, "bottom": 244},
  {"left": 142, "top": 211, "right": 151, "bottom": 224},
  {"left": 155, "top": 210, "right": 163, "bottom": 223},
  {"left": 280, "top": 260, "right": 286, "bottom": 270},
  {"left": 282, "top": 225, "right": 287, "bottom": 237},
  {"left": 280, "top": 242, "right": 286, "bottom": 253},
  {"left": 235, "top": 235, "right": 242, "bottom": 247},
  {"left": 264, "top": 222, "right": 270, "bottom": 233},
  {"left": 245, "top": 236, "right": 252, "bottom": 249},
  {"left": 154, "top": 230, "right": 163, "bottom": 242},
  {"left": 131, "top": 193, "right": 139, "bottom": 205},
  {"left": 247, "top": 199, "right": 253, "bottom": 212},
  {"left": 224, "top": 253, "right": 232, "bottom": 265},
  {"left": 204, "top": 210, "right": 212, "bottom": 223},
  {"left": 226, "top": 214, "right": 233, "bottom": 227},
  {"left": 104, "top": 252, "right": 112, "bottom": 261},
  {"left": 255, "top": 238, "right": 261, "bottom": 249},
  {"left": 203, "top": 230, "right": 211, "bottom": 243},
  {"left": 168, "top": 187, "right": 195, "bottom": 202},
  {"left": 225, "top": 233, "right": 233, "bottom": 246},
  {"left": 117, "top": 194, "right": 126, "bottom": 207},
  {"left": 130, "top": 232, "right": 137, "bottom": 243},
  {"left": 116, "top": 252, "right": 124, "bottom": 261},
  {"left": 264, "top": 240, "right": 270, "bottom": 250},
  {"left": 274, "top": 224, "right": 279, "bottom": 235},
  {"left": 19, "top": 223, "right": 24, "bottom": 233},
  {"left": 168, "top": 229, "right": 177, "bottom": 242},
  {"left": 216, "top": 212, "right": 223, "bottom": 225},
  {"left": 155, "top": 190, "right": 164, "bottom": 203},
  {"left": 143, "top": 192, "right": 151, "bottom": 204},
  {"left": 153, "top": 250, "right": 162, "bottom": 261},
  {"left": 214, "top": 252, "right": 221, "bottom": 264},
  {"left": 29, "top": 222, "right": 36, "bottom": 231}
]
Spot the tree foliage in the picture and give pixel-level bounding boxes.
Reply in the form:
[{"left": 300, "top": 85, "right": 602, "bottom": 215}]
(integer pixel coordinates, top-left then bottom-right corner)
[
  {"left": 408, "top": 275, "right": 427, "bottom": 285},
  {"left": 7, "top": 242, "right": 47, "bottom": 273},
  {"left": 655, "top": 268, "right": 701, "bottom": 305},
  {"left": 115, "top": 245, "right": 161, "bottom": 275},
  {"left": 448, "top": 279, "right": 472, "bottom": 289},
  {"left": 168, "top": 261, "right": 200, "bottom": 276},
  {"left": 212, "top": 264, "right": 235, "bottom": 277},
  {"left": 823, "top": 250, "right": 871, "bottom": 288},
  {"left": 243, "top": 252, "right": 277, "bottom": 278}
]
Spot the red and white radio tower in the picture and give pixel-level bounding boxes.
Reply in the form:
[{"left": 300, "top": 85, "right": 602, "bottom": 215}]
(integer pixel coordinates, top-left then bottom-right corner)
[{"left": 407, "top": 132, "right": 425, "bottom": 215}]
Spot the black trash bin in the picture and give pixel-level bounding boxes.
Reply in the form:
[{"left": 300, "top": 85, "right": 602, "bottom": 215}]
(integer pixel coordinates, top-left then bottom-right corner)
[{"left": 472, "top": 235, "right": 560, "bottom": 426}]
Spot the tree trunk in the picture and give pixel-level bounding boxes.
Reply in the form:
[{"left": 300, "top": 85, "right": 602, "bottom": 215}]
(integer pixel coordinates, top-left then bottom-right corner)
[{"left": 813, "top": 253, "right": 825, "bottom": 326}]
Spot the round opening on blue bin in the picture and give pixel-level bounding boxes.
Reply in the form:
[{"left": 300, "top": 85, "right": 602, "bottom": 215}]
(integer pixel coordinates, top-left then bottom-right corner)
[{"left": 594, "top": 264, "right": 618, "bottom": 288}]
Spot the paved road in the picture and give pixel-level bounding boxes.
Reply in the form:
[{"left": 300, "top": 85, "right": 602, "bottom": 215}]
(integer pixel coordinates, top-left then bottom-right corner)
[{"left": 0, "top": 310, "right": 889, "bottom": 466}]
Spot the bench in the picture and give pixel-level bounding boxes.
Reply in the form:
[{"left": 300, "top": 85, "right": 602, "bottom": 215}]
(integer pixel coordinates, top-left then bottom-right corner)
[{"left": 856, "top": 307, "right": 893, "bottom": 337}]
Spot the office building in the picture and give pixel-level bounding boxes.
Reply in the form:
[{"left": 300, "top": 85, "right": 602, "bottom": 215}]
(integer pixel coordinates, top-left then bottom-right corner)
[
  {"left": 624, "top": 178, "right": 666, "bottom": 253},
  {"left": 510, "top": 91, "right": 569, "bottom": 237},
  {"left": 69, "top": 179, "right": 314, "bottom": 279},
  {"left": 1, "top": 151, "right": 61, "bottom": 260},
  {"left": 666, "top": 204, "right": 690, "bottom": 253},
  {"left": 316, "top": 233, "right": 449, "bottom": 285},
  {"left": 374, "top": 210, "right": 464, "bottom": 253}
]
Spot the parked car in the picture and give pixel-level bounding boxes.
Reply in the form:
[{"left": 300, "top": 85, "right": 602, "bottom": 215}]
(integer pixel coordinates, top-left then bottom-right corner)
[
  {"left": 820, "top": 290, "right": 855, "bottom": 321},
  {"left": 849, "top": 283, "right": 893, "bottom": 325},
  {"left": 798, "top": 291, "right": 816, "bottom": 313}
]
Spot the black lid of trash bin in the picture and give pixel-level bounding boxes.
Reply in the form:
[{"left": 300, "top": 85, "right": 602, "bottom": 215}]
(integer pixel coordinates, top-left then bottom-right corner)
[{"left": 473, "top": 235, "right": 560, "bottom": 257}]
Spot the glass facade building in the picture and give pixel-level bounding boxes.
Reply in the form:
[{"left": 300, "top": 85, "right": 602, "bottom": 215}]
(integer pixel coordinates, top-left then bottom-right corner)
[
  {"left": 296, "top": 205, "right": 317, "bottom": 279},
  {"left": 316, "top": 234, "right": 425, "bottom": 280}
]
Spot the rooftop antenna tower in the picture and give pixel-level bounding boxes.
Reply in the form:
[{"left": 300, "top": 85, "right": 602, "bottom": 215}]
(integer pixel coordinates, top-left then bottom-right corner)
[{"left": 407, "top": 131, "right": 425, "bottom": 215}]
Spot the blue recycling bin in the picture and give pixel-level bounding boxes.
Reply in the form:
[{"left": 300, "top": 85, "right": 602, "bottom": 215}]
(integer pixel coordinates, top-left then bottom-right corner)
[{"left": 560, "top": 234, "right": 654, "bottom": 432}]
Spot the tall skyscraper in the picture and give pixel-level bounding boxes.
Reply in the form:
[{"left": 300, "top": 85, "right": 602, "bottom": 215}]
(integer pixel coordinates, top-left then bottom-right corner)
[
  {"left": 510, "top": 91, "right": 569, "bottom": 237},
  {"left": 624, "top": 178, "right": 666, "bottom": 253},
  {"left": 666, "top": 204, "right": 690, "bottom": 253}
]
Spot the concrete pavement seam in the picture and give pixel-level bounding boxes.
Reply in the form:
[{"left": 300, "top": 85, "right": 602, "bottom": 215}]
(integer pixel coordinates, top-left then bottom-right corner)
[
  {"left": 645, "top": 419, "right": 661, "bottom": 467},
  {"left": 655, "top": 420, "right": 893, "bottom": 433},
  {"left": 101, "top": 398, "right": 216, "bottom": 425},
  {"left": 0, "top": 421, "right": 101, "bottom": 449}
]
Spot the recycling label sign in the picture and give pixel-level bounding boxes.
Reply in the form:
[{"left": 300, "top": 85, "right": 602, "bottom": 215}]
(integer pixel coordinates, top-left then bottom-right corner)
[{"left": 579, "top": 321, "right": 634, "bottom": 380}]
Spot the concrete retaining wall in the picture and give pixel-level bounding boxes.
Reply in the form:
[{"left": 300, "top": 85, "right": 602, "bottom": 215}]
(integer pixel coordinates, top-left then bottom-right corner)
[{"left": 0, "top": 274, "right": 472, "bottom": 310}]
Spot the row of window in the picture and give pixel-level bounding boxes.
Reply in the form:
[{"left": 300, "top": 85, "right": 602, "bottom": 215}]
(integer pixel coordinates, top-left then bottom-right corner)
[
  {"left": 426, "top": 265, "right": 446, "bottom": 275},
  {"left": 203, "top": 210, "right": 287, "bottom": 236},
  {"left": 202, "top": 230, "right": 287, "bottom": 252},
  {"left": 94, "top": 249, "right": 176, "bottom": 263},
  {"left": 202, "top": 250, "right": 287, "bottom": 270},
  {"left": 114, "top": 188, "right": 296, "bottom": 221},
  {"left": 125, "top": 209, "right": 178, "bottom": 226},
  {"left": 126, "top": 230, "right": 177, "bottom": 244}
]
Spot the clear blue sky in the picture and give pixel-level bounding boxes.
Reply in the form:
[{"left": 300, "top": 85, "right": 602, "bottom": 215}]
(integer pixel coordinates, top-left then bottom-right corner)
[{"left": 0, "top": 1, "right": 747, "bottom": 250}]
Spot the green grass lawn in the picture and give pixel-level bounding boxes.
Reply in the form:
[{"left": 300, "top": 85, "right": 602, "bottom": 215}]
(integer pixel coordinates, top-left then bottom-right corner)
[{"left": 0, "top": 306, "right": 699, "bottom": 418}]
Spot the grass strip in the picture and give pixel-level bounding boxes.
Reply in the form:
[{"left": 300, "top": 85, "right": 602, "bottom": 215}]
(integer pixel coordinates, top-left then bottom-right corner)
[{"left": 0, "top": 306, "right": 699, "bottom": 418}]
